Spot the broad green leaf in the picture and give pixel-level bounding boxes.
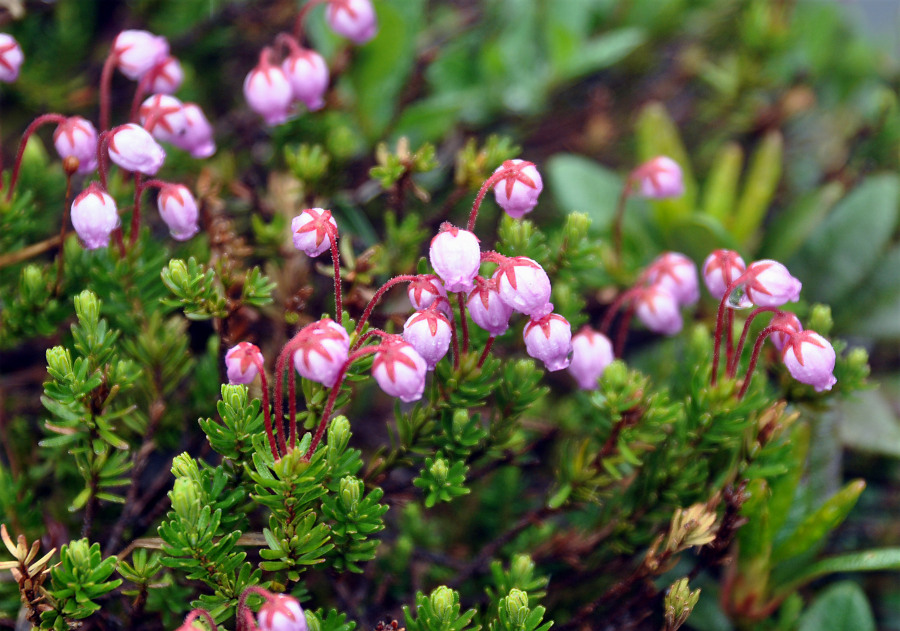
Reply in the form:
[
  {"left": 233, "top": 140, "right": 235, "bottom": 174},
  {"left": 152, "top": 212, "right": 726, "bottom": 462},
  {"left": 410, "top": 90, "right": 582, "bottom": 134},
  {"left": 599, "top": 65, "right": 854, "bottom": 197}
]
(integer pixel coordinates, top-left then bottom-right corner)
[
  {"left": 839, "top": 244, "right": 900, "bottom": 337},
  {"left": 551, "top": 28, "right": 646, "bottom": 83},
  {"left": 736, "top": 479, "right": 771, "bottom": 566},
  {"left": 701, "top": 142, "right": 743, "bottom": 223},
  {"left": 797, "top": 582, "right": 875, "bottom": 631},
  {"left": 729, "top": 131, "right": 783, "bottom": 246},
  {"left": 391, "top": 98, "right": 463, "bottom": 145},
  {"left": 839, "top": 390, "right": 900, "bottom": 457},
  {"left": 760, "top": 182, "right": 844, "bottom": 262},
  {"left": 545, "top": 154, "right": 623, "bottom": 227},
  {"left": 663, "top": 215, "right": 736, "bottom": 261},
  {"left": 768, "top": 423, "right": 810, "bottom": 536}
]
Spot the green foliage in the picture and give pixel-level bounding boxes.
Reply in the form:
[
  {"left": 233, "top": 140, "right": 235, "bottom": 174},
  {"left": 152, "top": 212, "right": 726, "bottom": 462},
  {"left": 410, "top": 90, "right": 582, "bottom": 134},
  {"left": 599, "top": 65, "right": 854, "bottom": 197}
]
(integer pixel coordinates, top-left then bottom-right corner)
[
  {"left": 414, "top": 454, "right": 470, "bottom": 508},
  {"left": 43, "top": 539, "right": 121, "bottom": 628},
  {"left": 403, "top": 586, "right": 479, "bottom": 631},
  {"left": 161, "top": 257, "right": 274, "bottom": 320},
  {"left": 489, "top": 589, "right": 552, "bottom": 631},
  {"left": 320, "top": 476, "right": 388, "bottom": 572},
  {"left": 199, "top": 384, "right": 266, "bottom": 463}
]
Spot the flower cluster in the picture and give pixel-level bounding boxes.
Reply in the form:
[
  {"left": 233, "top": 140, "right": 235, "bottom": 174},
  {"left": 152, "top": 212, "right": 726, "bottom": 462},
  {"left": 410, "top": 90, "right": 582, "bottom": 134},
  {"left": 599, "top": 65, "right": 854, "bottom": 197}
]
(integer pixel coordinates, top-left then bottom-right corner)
[{"left": 243, "top": 0, "right": 377, "bottom": 125}]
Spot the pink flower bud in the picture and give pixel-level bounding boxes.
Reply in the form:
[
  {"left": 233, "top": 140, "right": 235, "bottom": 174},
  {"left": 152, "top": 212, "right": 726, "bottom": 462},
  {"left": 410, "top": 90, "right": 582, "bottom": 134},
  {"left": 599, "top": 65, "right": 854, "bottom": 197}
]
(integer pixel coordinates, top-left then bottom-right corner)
[
  {"left": 402, "top": 307, "right": 452, "bottom": 370},
  {"left": 148, "top": 56, "right": 183, "bottom": 94},
  {"left": 291, "top": 208, "right": 337, "bottom": 256},
  {"left": 741, "top": 260, "right": 802, "bottom": 308},
  {"left": 71, "top": 183, "right": 119, "bottom": 250},
  {"left": 407, "top": 274, "right": 450, "bottom": 315},
  {"left": 634, "top": 285, "right": 683, "bottom": 335},
  {"left": 781, "top": 330, "right": 837, "bottom": 392},
  {"left": 769, "top": 311, "right": 802, "bottom": 352},
  {"left": 492, "top": 159, "right": 542, "bottom": 219},
  {"left": 157, "top": 184, "right": 199, "bottom": 241},
  {"left": 631, "top": 156, "right": 684, "bottom": 199},
  {"left": 282, "top": 49, "right": 329, "bottom": 111},
  {"left": 325, "top": 0, "right": 378, "bottom": 44},
  {"left": 172, "top": 103, "right": 216, "bottom": 158},
  {"left": 524, "top": 313, "right": 573, "bottom": 372},
  {"left": 568, "top": 328, "right": 614, "bottom": 390},
  {"left": 372, "top": 338, "right": 427, "bottom": 402},
  {"left": 0, "top": 34, "right": 24, "bottom": 83},
  {"left": 702, "top": 249, "right": 748, "bottom": 303},
  {"left": 494, "top": 256, "right": 553, "bottom": 318},
  {"left": 108, "top": 123, "right": 166, "bottom": 175},
  {"left": 644, "top": 252, "right": 699, "bottom": 306},
  {"left": 429, "top": 224, "right": 481, "bottom": 293},
  {"left": 244, "top": 53, "right": 294, "bottom": 126},
  {"left": 53, "top": 117, "right": 98, "bottom": 175},
  {"left": 292, "top": 319, "right": 350, "bottom": 388},
  {"left": 257, "top": 594, "right": 308, "bottom": 631},
  {"left": 113, "top": 30, "right": 170, "bottom": 80},
  {"left": 139, "top": 94, "right": 188, "bottom": 145},
  {"left": 225, "top": 342, "right": 263, "bottom": 385},
  {"left": 466, "top": 276, "right": 514, "bottom": 336}
]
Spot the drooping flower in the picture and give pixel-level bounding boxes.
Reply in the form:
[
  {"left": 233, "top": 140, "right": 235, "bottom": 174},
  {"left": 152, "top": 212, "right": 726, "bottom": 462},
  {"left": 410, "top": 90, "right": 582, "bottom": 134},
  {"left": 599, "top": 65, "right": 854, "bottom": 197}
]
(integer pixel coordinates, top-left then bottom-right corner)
[
  {"left": 244, "top": 49, "right": 294, "bottom": 126},
  {"left": 702, "top": 249, "right": 748, "bottom": 304},
  {"left": 466, "top": 276, "right": 514, "bottom": 337},
  {"left": 0, "top": 33, "right": 24, "bottom": 83},
  {"left": 631, "top": 156, "right": 684, "bottom": 199},
  {"left": 492, "top": 159, "right": 542, "bottom": 219},
  {"left": 157, "top": 184, "right": 199, "bottom": 241},
  {"left": 139, "top": 94, "right": 188, "bottom": 145},
  {"left": 428, "top": 223, "right": 480, "bottom": 293},
  {"left": 292, "top": 319, "right": 350, "bottom": 388},
  {"left": 291, "top": 208, "right": 337, "bottom": 257},
  {"left": 282, "top": 48, "right": 329, "bottom": 111},
  {"left": 53, "top": 117, "right": 99, "bottom": 175},
  {"left": 634, "top": 285, "right": 683, "bottom": 335},
  {"left": 740, "top": 260, "right": 802, "bottom": 308},
  {"left": 372, "top": 338, "right": 427, "bottom": 402},
  {"left": 171, "top": 103, "right": 216, "bottom": 158},
  {"left": 325, "top": 0, "right": 378, "bottom": 45},
  {"left": 402, "top": 307, "right": 452, "bottom": 370},
  {"left": 568, "top": 328, "right": 614, "bottom": 390},
  {"left": 781, "top": 330, "right": 837, "bottom": 392},
  {"left": 70, "top": 183, "right": 119, "bottom": 250},
  {"left": 147, "top": 56, "right": 183, "bottom": 94},
  {"left": 769, "top": 311, "right": 802, "bottom": 352},
  {"left": 225, "top": 342, "right": 263, "bottom": 385},
  {"left": 257, "top": 594, "right": 308, "bottom": 631},
  {"left": 523, "top": 313, "right": 573, "bottom": 372},
  {"left": 407, "top": 274, "right": 450, "bottom": 315},
  {"left": 644, "top": 252, "right": 699, "bottom": 306},
  {"left": 113, "top": 30, "right": 170, "bottom": 80},
  {"left": 493, "top": 256, "right": 553, "bottom": 318},
  {"left": 108, "top": 123, "right": 166, "bottom": 175}
]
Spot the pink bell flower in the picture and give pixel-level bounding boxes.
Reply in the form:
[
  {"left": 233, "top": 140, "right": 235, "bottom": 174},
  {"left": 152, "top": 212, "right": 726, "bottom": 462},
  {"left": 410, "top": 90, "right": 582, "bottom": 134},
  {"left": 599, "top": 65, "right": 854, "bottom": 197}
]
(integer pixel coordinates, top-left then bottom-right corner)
[
  {"left": 372, "top": 338, "right": 427, "bottom": 402},
  {"left": 113, "top": 30, "right": 170, "bottom": 80},
  {"left": 492, "top": 159, "right": 543, "bottom": 219},
  {"left": 741, "top": 260, "right": 802, "bottom": 308},
  {"left": 644, "top": 251, "right": 699, "bottom": 306},
  {"left": 172, "top": 103, "right": 216, "bottom": 158},
  {"left": 293, "top": 319, "right": 350, "bottom": 388},
  {"left": 702, "top": 249, "right": 748, "bottom": 304},
  {"left": 291, "top": 208, "right": 337, "bottom": 257},
  {"left": 634, "top": 285, "right": 683, "bottom": 335},
  {"left": 407, "top": 274, "right": 451, "bottom": 316},
  {"left": 157, "top": 184, "right": 199, "bottom": 241},
  {"left": 781, "top": 330, "right": 837, "bottom": 392},
  {"left": 244, "top": 50, "right": 294, "bottom": 126},
  {"left": 494, "top": 256, "right": 553, "bottom": 318},
  {"left": 282, "top": 48, "right": 329, "bottom": 111},
  {"left": 53, "top": 117, "right": 99, "bottom": 175},
  {"left": 139, "top": 94, "right": 188, "bottom": 145},
  {"left": 402, "top": 307, "right": 452, "bottom": 370},
  {"left": 70, "top": 183, "right": 119, "bottom": 250},
  {"left": 769, "top": 311, "right": 802, "bottom": 352},
  {"left": 325, "top": 0, "right": 378, "bottom": 45},
  {"left": 524, "top": 313, "right": 573, "bottom": 372},
  {"left": 257, "top": 594, "right": 308, "bottom": 631},
  {"left": 108, "top": 123, "right": 166, "bottom": 175},
  {"left": 225, "top": 342, "right": 263, "bottom": 385},
  {"left": 568, "top": 328, "right": 614, "bottom": 390},
  {"left": 466, "top": 276, "right": 514, "bottom": 337},
  {"left": 631, "top": 156, "right": 684, "bottom": 199},
  {"left": 0, "top": 33, "right": 24, "bottom": 83},
  {"left": 147, "top": 56, "right": 183, "bottom": 94},
  {"left": 429, "top": 223, "right": 481, "bottom": 293}
]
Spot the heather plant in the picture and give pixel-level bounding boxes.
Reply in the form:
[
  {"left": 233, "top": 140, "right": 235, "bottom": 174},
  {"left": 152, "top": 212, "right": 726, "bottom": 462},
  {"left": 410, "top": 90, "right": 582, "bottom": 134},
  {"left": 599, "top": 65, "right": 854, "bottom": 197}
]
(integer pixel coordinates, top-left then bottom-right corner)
[{"left": 2, "top": 2, "right": 900, "bottom": 631}]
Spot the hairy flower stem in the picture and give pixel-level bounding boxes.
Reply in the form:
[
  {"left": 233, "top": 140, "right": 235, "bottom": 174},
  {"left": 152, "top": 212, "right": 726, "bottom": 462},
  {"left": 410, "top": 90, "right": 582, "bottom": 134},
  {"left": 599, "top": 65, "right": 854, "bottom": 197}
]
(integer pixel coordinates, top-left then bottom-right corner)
[
  {"left": 614, "top": 304, "right": 636, "bottom": 358},
  {"left": 304, "top": 345, "right": 380, "bottom": 461},
  {"left": 457, "top": 292, "right": 469, "bottom": 354},
  {"left": 97, "top": 131, "right": 111, "bottom": 190},
  {"left": 55, "top": 172, "right": 75, "bottom": 294},
  {"left": 728, "top": 307, "right": 783, "bottom": 378},
  {"left": 711, "top": 272, "right": 752, "bottom": 385},
  {"left": 478, "top": 336, "right": 495, "bottom": 368},
  {"left": 449, "top": 315, "right": 460, "bottom": 370},
  {"left": 129, "top": 174, "right": 143, "bottom": 248},
  {"left": 350, "top": 274, "right": 418, "bottom": 349},
  {"left": 288, "top": 355, "right": 298, "bottom": 448},
  {"left": 611, "top": 181, "right": 631, "bottom": 267},
  {"left": 250, "top": 356, "right": 279, "bottom": 459},
  {"left": 737, "top": 325, "right": 795, "bottom": 399},
  {"left": 182, "top": 609, "right": 218, "bottom": 631},
  {"left": 99, "top": 52, "right": 118, "bottom": 131},
  {"left": 330, "top": 235, "right": 343, "bottom": 323},
  {"left": 467, "top": 168, "right": 511, "bottom": 232},
  {"left": 128, "top": 62, "right": 167, "bottom": 123},
  {"left": 236, "top": 585, "right": 275, "bottom": 631},
  {"left": 5, "top": 113, "right": 67, "bottom": 201},
  {"left": 600, "top": 287, "right": 637, "bottom": 338},
  {"left": 273, "top": 336, "right": 303, "bottom": 455},
  {"left": 293, "top": 0, "right": 329, "bottom": 42}
]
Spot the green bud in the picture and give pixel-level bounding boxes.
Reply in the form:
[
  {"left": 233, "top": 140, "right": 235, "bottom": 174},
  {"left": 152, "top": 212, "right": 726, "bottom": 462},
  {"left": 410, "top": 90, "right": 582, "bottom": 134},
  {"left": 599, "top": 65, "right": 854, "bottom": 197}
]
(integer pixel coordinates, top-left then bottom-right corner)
[
  {"left": 504, "top": 589, "right": 530, "bottom": 626},
  {"left": 430, "top": 458, "right": 450, "bottom": 485},
  {"left": 327, "top": 416, "right": 351, "bottom": 454},
  {"left": 808, "top": 304, "right": 833, "bottom": 337},
  {"left": 166, "top": 259, "right": 190, "bottom": 288},
  {"left": 21, "top": 264, "right": 47, "bottom": 301},
  {"left": 510, "top": 554, "right": 535, "bottom": 581},
  {"left": 339, "top": 476, "right": 362, "bottom": 510},
  {"left": 171, "top": 453, "right": 200, "bottom": 481},
  {"left": 65, "top": 539, "right": 91, "bottom": 566},
  {"left": 451, "top": 409, "right": 468, "bottom": 436},
  {"left": 602, "top": 360, "right": 629, "bottom": 389},
  {"left": 170, "top": 478, "right": 201, "bottom": 524},
  {"left": 847, "top": 347, "right": 870, "bottom": 378},
  {"left": 74, "top": 290, "right": 100, "bottom": 328},
  {"left": 304, "top": 611, "right": 320, "bottom": 631},
  {"left": 430, "top": 586, "right": 455, "bottom": 624},
  {"left": 221, "top": 384, "right": 248, "bottom": 411},
  {"left": 564, "top": 212, "right": 591, "bottom": 240},
  {"left": 285, "top": 143, "right": 330, "bottom": 183},
  {"left": 664, "top": 577, "right": 700, "bottom": 628},
  {"left": 46, "top": 346, "right": 73, "bottom": 379}
]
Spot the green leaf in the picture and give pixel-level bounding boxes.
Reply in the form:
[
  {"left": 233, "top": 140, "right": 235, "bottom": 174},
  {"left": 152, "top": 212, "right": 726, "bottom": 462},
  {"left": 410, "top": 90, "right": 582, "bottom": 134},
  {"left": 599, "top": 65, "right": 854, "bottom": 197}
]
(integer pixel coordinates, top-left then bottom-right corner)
[
  {"left": 551, "top": 28, "right": 645, "bottom": 83},
  {"left": 729, "top": 131, "right": 783, "bottom": 246},
  {"left": 796, "top": 582, "right": 875, "bottom": 631},
  {"left": 776, "top": 548, "right": 900, "bottom": 597},
  {"left": 701, "top": 142, "right": 743, "bottom": 223},
  {"left": 759, "top": 182, "right": 843, "bottom": 262},
  {"left": 838, "top": 390, "right": 900, "bottom": 457}
]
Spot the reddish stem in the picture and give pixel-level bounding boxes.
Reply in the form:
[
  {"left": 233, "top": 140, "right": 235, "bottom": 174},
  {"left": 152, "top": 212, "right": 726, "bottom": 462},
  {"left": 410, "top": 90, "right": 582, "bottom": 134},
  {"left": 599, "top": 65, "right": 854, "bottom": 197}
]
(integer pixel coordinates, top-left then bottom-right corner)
[
  {"left": 449, "top": 313, "right": 460, "bottom": 370},
  {"left": 457, "top": 292, "right": 469, "bottom": 354},
  {"left": 350, "top": 274, "right": 418, "bottom": 347},
  {"left": 356, "top": 328, "right": 390, "bottom": 346},
  {"left": 182, "top": 609, "right": 219, "bottom": 631},
  {"left": 467, "top": 169, "right": 510, "bottom": 233},
  {"left": 293, "top": 0, "right": 330, "bottom": 43},
  {"left": 728, "top": 307, "right": 783, "bottom": 378},
  {"left": 736, "top": 325, "right": 795, "bottom": 399},
  {"left": 275, "top": 32, "right": 304, "bottom": 57},
  {"left": 288, "top": 351, "right": 298, "bottom": 449},
  {"left": 273, "top": 335, "right": 304, "bottom": 455},
  {"left": 129, "top": 174, "right": 143, "bottom": 248},
  {"left": 128, "top": 62, "right": 168, "bottom": 124},
  {"left": 303, "top": 345, "right": 380, "bottom": 461},
  {"left": 480, "top": 250, "right": 507, "bottom": 265},
  {"left": 99, "top": 52, "right": 118, "bottom": 132},
  {"left": 600, "top": 287, "right": 637, "bottom": 336},
  {"left": 611, "top": 180, "right": 632, "bottom": 265},
  {"left": 250, "top": 356, "right": 279, "bottom": 459},
  {"left": 237, "top": 585, "right": 274, "bottom": 631},
  {"left": 330, "top": 234, "right": 343, "bottom": 324},
  {"left": 711, "top": 271, "right": 752, "bottom": 386},
  {"left": 477, "top": 336, "right": 495, "bottom": 368},
  {"left": 725, "top": 309, "right": 734, "bottom": 376},
  {"left": 614, "top": 304, "right": 636, "bottom": 358},
  {"left": 97, "top": 131, "right": 111, "bottom": 190},
  {"left": 6, "top": 113, "right": 68, "bottom": 201}
]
